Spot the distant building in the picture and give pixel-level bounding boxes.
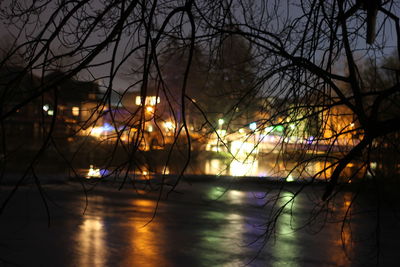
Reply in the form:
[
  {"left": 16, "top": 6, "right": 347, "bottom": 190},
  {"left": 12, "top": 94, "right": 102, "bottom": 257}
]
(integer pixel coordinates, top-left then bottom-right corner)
[
  {"left": 0, "top": 68, "right": 103, "bottom": 150},
  {"left": 44, "top": 71, "right": 103, "bottom": 138},
  {"left": 0, "top": 65, "right": 41, "bottom": 149},
  {"left": 321, "top": 103, "right": 360, "bottom": 145}
]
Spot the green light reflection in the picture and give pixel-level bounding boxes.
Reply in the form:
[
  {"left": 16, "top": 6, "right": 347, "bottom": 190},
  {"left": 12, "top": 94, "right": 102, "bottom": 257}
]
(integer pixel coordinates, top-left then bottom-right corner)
[
  {"left": 198, "top": 187, "right": 248, "bottom": 266},
  {"left": 271, "top": 191, "right": 300, "bottom": 267}
]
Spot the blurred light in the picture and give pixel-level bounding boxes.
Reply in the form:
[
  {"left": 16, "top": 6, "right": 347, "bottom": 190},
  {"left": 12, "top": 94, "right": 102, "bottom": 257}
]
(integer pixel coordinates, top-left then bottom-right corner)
[
  {"left": 227, "top": 190, "right": 245, "bottom": 204},
  {"left": 289, "top": 124, "right": 296, "bottom": 130},
  {"left": 307, "top": 136, "right": 315, "bottom": 144},
  {"left": 149, "top": 96, "right": 160, "bottom": 106},
  {"left": 87, "top": 123, "right": 115, "bottom": 139},
  {"left": 286, "top": 174, "right": 294, "bottom": 182},
  {"left": 148, "top": 125, "right": 153, "bottom": 132},
  {"left": 135, "top": 96, "right": 141, "bottom": 105},
  {"left": 102, "top": 123, "right": 114, "bottom": 131},
  {"left": 370, "top": 162, "right": 377, "bottom": 170},
  {"left": 350, "top": 123, "right": 355, "bottom": 127},
  {"left": 230, "top": 159, "right": 257, "bottom": 176},
  {"left": 163, "top": 167, "right": 170, "bottom": 175},
  {"left": 216, "top": 129, "right": 226, "bottom": 136},
  {"left": 164, "top": 121, "right": 174, "bottom": 130},
  {"left": 275, "top": 125, "right": 284, "bottom": 132},
  {"left": 249, "top": 122, "right": 257, "bottom": 131},
  {"left": 91, "top": 127, "right": 104, "bottom": 137},
  {"left": 47, "top": 110, "right": 54, "bottom": 116},
  {"left": 218, "top": 118, "right": 224, "bottom": 125},
  {"left": 72, "top": 106, "right": 80, "bottom": 116},
  {"left": 238, "top": 128, "right": 244, "bottom": 134},
  {"left": 43, "top": 104, "right": 49, "bottom": 111},
  {"left": 146, "top": 106, "right": 154, "bottom": 113},
  {"left": 100, "top": 169, "right": 109, "bottom": 176},
  {"left": 265, "top": 126, "right": 274, "bottom": 132},
  {"left": 136, "top": 96, "right": 160, "bottom": 106},
  {"left": 231, "top": 140, "right": 255, "bottom": 158},
  {"left": 87, "top": 165, "right": 101, "bottom": 178}
]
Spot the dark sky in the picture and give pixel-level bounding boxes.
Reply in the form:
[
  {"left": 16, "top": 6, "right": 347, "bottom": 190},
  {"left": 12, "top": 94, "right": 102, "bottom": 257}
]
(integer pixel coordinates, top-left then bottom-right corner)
[{"left": 0, "top": 0, "right": 398, "bottom": 92}]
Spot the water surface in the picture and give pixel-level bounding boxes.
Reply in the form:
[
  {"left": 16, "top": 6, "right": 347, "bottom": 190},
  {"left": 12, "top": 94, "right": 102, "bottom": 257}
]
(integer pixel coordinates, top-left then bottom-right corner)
[{"left": 0, "top": 179, "right": 397, "bottom": 266}]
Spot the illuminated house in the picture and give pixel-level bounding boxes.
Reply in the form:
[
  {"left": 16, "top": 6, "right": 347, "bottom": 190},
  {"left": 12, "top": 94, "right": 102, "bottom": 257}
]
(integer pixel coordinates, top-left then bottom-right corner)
[
  {"left": 118, "top": 90, "right": 175, "bottom": 149},
  {"left": 43, "top": 71, "right": 103, "bottom": 138},
  {"left": 0, "top": 68, "right": 104, "bottom": 150},
  {"left": 321, "top": 104, "right": 360, "bottom": 146}
]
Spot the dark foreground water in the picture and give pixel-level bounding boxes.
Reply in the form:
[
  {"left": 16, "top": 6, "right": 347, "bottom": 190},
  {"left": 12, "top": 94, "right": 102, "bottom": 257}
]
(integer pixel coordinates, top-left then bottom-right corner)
[{"left": 0, "top": 178, "right": 399, "bottom": 267}]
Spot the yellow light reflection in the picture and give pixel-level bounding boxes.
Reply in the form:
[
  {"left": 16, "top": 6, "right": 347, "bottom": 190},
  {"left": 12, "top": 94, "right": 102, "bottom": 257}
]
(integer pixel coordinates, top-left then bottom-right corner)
[
  {"left": 226, "top": 190, "right": 246, "bottom": 205},
  {"left": 328, "top": 192, "right": 355, "bottom": 266},
  {"left": 120, "top": 199, "right": 167, "bottom": 267},
  {"left": 77, "top": 217, "right": 107, "bottom": 267}
]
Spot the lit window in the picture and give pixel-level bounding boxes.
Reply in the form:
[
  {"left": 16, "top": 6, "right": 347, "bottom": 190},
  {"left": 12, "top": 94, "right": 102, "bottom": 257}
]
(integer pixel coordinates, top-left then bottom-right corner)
[
  {"left": 72, "top": 106, "right": 80, "bottom": 116},
  {"left": 135, "top": 96, "right": 142, "bottom": 105},
  {"left": 149, "top": 96, "right": 160, "bottom": 106},
  {"left": 47, "top": 110, "right": 54, "bottom": 116},
  {"left": 135, "top": 96, "right": 160, "bottom": 106}
]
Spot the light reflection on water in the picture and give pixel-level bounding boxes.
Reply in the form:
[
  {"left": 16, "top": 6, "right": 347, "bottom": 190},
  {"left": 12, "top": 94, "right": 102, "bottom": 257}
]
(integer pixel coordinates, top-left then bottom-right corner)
[
  {"left": 82, "top": 154, "right": 359, "bottom": 182},
  {"left": 75, "top": 198, "right": 168, "bottom": 267},
  {"left": 330, "top": 192, "right": 357, "bottom": 266},
  {"left": 77, "top": 217, "right": 107, "bottom": 267},
  {"left": 272, "top": 191, "right": 300, "bottom": 267},
  {"left": 198, "top": 187, "right": 252, "bottom": 266},
  {"left": 5, "top": 182, "right": 392, "bottom": 266},
  {"left": 200, "top": 156, "right": 358, "bottom": 180},
  {"left": 120, "top": 199, "right": 168, "bottom": 267}
]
